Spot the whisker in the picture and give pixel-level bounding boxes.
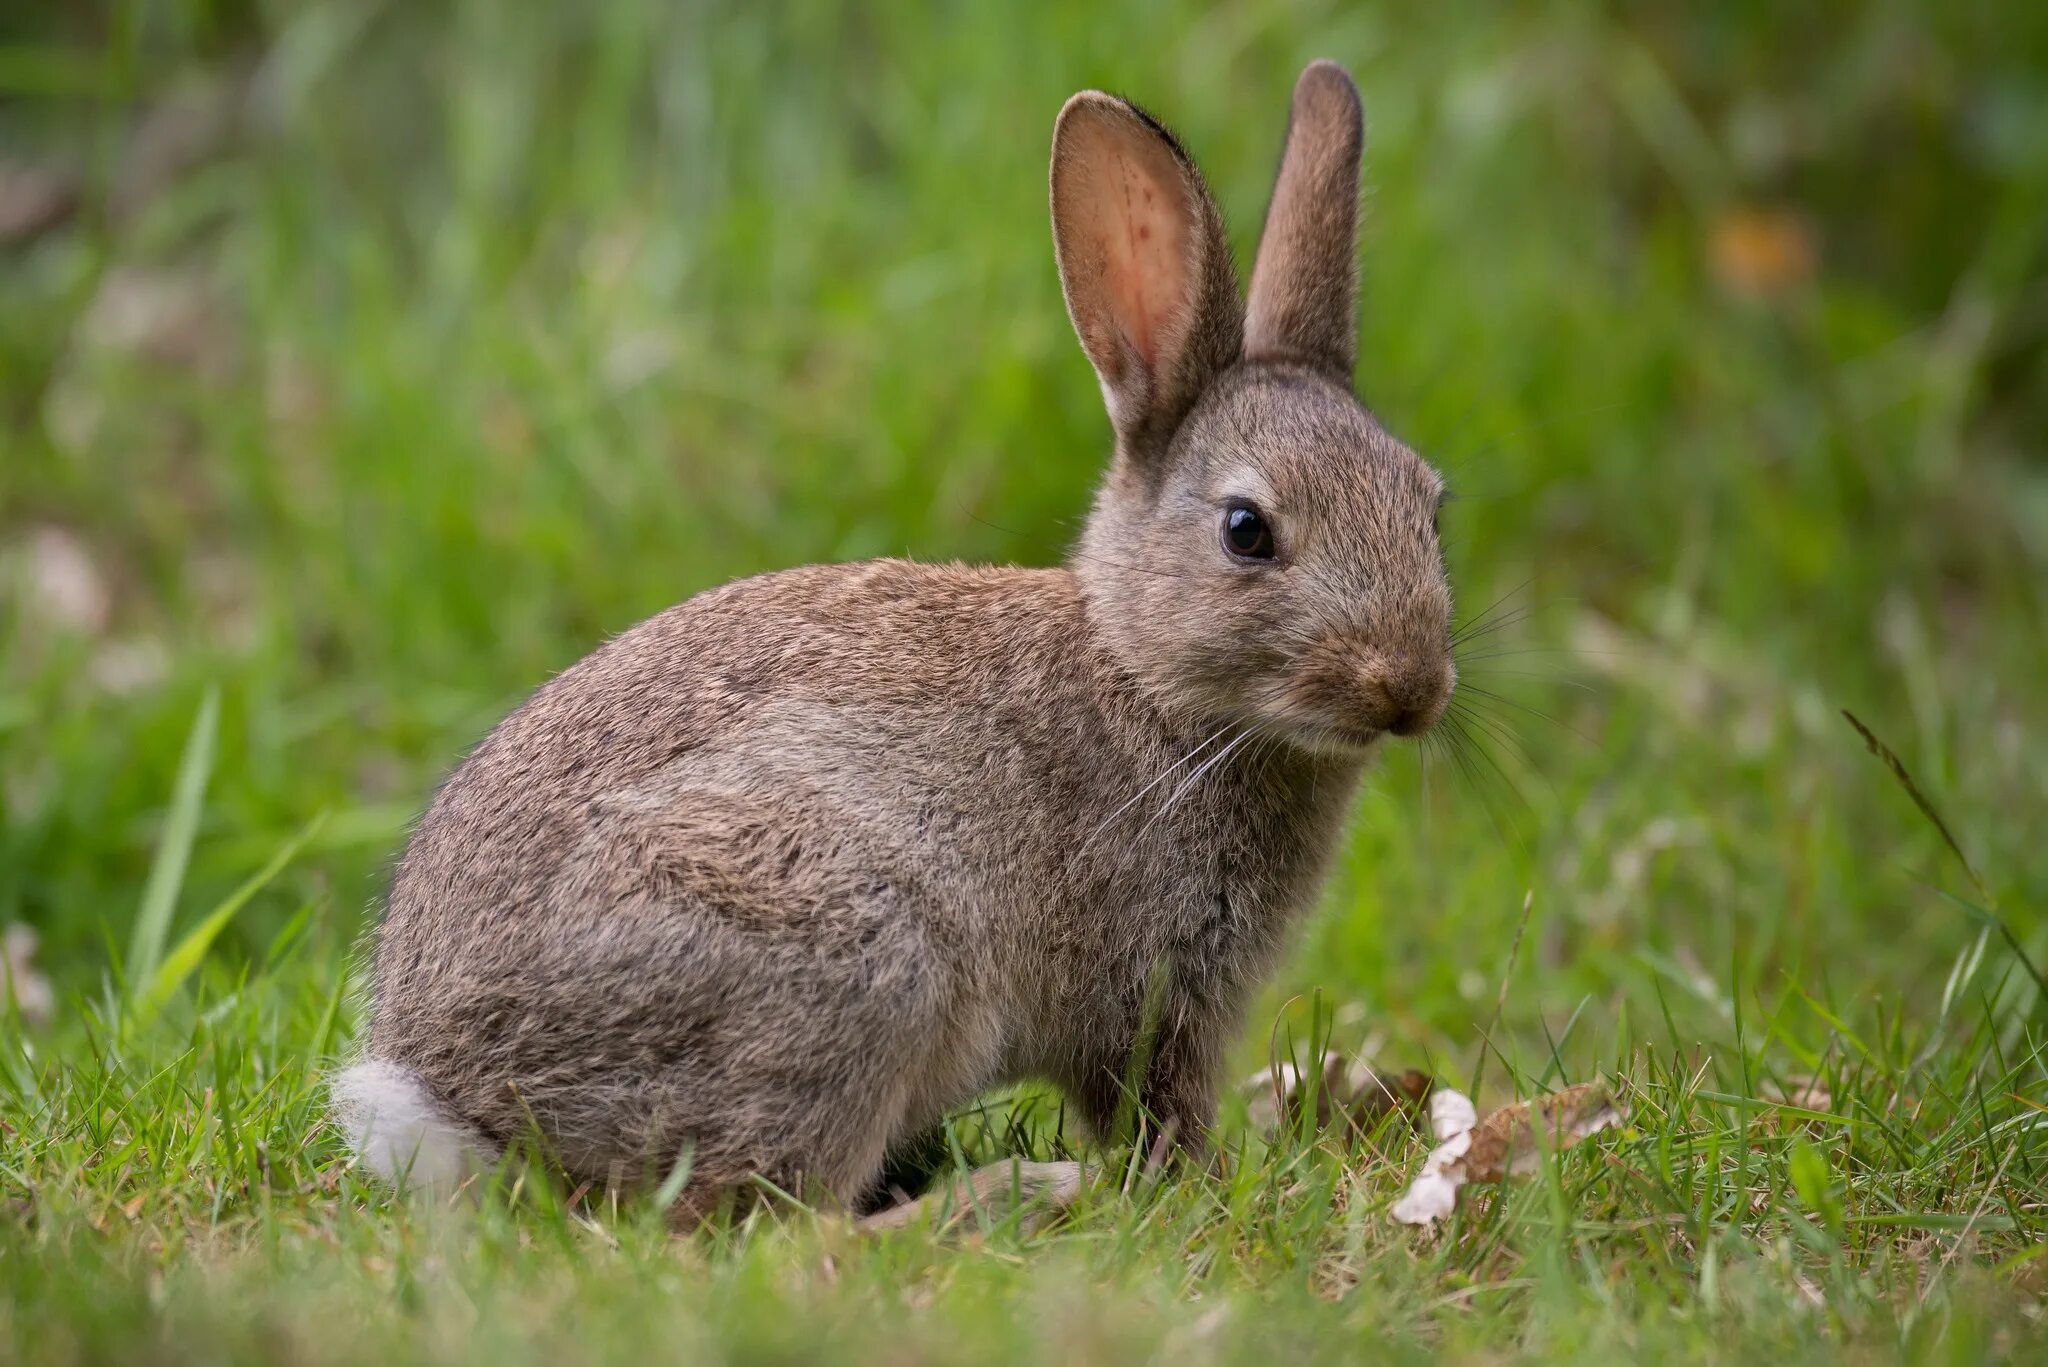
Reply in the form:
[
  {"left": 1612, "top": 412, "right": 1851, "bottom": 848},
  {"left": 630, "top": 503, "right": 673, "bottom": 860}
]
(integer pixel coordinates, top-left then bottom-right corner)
[
  {"left": 1082, "top": 720, "right": 1240, "bottom": 848},
  {"left": 1416, "top": 723, "right": 1432, "bottom": 810},
  {"left": 1447, "top": 694, "right": 1542, "bottom": 760},
  {"left": 1446, "top": 702, "right": 1541, "bottom": 783},
  {"left": 1456, "top": 683, "right": 1598, "bottom": 747},
  {"left": 1446, "top": 705, "right": 1544, "bottom": 816},
  {"left": 1132, "top": 723, "right": 1263, "bottom": 842},
  {"left": 1450, "top": 594, "right": 1588, "bottom": 650},
  {"left": 1437, "top": 716, "right": 1519, "bottom": 855},
  {"left": 1455, "top": 666, "right": 1597, "bottom": 691},
  {"left": 1454, "top": 645, "right": 1594, "bottom": 665},
  {"left": 1450, "top": 578, "right": 1534, "bottom": 645},
  {"left": 1451, "top": 605, "right": 1546, "bottom": 648}
]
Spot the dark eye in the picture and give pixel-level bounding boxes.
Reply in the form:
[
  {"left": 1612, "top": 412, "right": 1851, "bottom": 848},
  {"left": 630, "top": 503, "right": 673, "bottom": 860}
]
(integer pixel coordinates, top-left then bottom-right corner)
[{"left": 1221, "top": 502, "right": 1275, "bottom": 561}]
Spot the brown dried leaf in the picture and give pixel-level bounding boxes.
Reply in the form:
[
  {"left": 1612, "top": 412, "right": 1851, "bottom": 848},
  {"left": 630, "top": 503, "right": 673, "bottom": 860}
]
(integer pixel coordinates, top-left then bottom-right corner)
[
  {"left": 1391, "top": 1082, "right": 1626, "bottom": 1227},
  {"left": 1243, "top": 1054, "right": 1432, "bottom": 1135},
  {"left": 1461, "top": 1081, "right": 1626, "bottom": 1182}
]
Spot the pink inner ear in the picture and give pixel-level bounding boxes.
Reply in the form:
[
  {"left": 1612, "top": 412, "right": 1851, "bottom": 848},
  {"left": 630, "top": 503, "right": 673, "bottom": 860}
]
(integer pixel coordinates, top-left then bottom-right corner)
[
  {"left": 1061, "top": 119, "right": 1193, "bottom": 384},
  {"left": 1101, "top": 148, "right": 1190, "bottom": 374}
]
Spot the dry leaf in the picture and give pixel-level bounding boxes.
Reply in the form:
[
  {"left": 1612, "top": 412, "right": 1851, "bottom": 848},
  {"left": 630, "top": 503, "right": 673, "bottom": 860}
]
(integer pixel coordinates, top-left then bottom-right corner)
[
  {"left": 1391, "top": 1081, "right": 1626, "bottom": 1227},
  {"left": 1243, "top": 1053, "right": 1432, "bottom": 1135},
  {"left": 1388, "top": 1089, "right": 1480, "bottom": 1225},
  {"left": 1466, "top": 1082, "right": 1626, "bottom": 1180},
  {"left": 4, "top": 924, "right": 55, "bottom": 1026}
]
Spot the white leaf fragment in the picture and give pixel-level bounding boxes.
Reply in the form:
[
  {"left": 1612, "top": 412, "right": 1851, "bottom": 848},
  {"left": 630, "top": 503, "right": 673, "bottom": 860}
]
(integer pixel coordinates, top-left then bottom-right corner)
[
  {"left": 1391, "top": 1089, "right": 1480, "bottom": 1226},
  {"left": 1427, "top": 1086, "right": 1478, "bottom": 1141},
  {"left": 1391, "top": 1081, "right": 1626, "bottom": 1228}
]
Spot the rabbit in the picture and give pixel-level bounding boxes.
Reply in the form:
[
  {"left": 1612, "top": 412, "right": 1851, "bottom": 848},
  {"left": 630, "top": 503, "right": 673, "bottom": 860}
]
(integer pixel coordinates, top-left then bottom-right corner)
[{"left": 333, "top": 59, "right": 1454, "bottom": 1222}]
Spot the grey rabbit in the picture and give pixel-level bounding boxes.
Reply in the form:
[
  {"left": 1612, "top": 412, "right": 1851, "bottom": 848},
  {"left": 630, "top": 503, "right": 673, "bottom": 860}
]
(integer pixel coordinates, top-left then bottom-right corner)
[{"left": 334, "top": 60, "right": 1455, "bottom": 1223}]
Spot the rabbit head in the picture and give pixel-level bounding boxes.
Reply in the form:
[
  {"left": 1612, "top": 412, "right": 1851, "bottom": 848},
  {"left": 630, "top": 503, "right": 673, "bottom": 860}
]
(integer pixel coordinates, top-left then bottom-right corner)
[{"left": 1053, "top": 61, "right": 1454, "bottom": 756}]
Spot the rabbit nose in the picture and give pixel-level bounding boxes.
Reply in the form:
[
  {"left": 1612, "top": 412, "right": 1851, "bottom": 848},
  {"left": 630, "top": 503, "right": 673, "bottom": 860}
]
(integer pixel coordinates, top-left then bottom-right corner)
[
  {"left": 1361, "top": 652, "right": 1453, "bottom": 736},
  {"left": 1388, "top": 706, "right": 1435, "bottom": 737}
]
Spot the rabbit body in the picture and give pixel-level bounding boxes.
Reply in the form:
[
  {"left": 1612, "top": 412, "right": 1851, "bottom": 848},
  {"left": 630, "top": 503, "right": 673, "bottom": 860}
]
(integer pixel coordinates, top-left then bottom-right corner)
[
  {"left": 363, "top": 557, "right": 1357, "bottom": 1206},
  {"left": 338, "top": 61, "right": 1456, "bottom": 1214}
]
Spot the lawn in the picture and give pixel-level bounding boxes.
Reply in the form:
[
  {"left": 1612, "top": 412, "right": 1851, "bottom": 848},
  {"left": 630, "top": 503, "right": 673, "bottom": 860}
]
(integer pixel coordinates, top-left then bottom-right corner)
[{"left": 3, "top": 2, "right": 2046, "bottom": 1362}]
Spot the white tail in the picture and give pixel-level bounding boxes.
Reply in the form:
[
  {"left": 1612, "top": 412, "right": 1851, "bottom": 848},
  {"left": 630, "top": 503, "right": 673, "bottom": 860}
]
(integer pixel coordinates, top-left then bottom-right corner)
[{"left": 331, "top": 1058, "right": 496, "bottom": 1193}]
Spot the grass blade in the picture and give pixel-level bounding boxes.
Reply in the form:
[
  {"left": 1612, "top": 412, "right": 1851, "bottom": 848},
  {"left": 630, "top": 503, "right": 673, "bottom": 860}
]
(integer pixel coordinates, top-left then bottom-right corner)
[
  {"left": 127, "top": 687, "right": 221, "bottom": 993},
  {"left": 650, "top": 1143, "right": 697, "bottom": 1219},
  {"left": 132, "top": 813, "right": 327, "bottom": 1024},
  {"left": 1931, "top": 887, "right": 2048, "bottom": 1007},
  {"left": 1841, "top": 709, "right": 1984, "bottom": 899},
  {"left": 1843, "top": 711, "right": 2044, "bottom": 1006}
]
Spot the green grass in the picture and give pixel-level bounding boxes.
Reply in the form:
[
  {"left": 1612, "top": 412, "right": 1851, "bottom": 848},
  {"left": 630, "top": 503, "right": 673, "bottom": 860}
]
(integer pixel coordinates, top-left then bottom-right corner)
[{"left": 4, "top": 1, "right": 2046, "bottom": 1361}]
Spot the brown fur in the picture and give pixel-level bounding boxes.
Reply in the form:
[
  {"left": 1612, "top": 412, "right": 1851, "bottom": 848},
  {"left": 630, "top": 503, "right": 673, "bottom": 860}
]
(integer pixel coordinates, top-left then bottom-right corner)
[{"left": 343, "top": 62, "right": 1455, "bottom": 1213}]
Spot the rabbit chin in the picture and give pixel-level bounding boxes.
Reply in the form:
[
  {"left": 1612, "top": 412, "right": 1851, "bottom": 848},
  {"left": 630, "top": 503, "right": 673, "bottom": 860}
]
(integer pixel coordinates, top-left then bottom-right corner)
[{"left": 1259, "top": 710, "right": 1390, "bottom": 761}]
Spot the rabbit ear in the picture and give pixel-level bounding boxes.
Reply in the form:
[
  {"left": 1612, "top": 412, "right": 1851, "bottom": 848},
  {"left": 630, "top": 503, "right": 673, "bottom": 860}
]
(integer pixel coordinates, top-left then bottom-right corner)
[
  {"left": 1245, "top": 61, "right": 1364, "bottom": 383},
  {"left": 1052, "top": 92, "right": 1242, "bottom": 465}
]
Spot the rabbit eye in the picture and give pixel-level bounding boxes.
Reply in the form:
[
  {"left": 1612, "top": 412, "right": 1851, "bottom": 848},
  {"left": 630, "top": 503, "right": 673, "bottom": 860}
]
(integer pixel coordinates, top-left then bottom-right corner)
[{"left": 1221, "top": 502, "right": 1276, "bottom": 561}]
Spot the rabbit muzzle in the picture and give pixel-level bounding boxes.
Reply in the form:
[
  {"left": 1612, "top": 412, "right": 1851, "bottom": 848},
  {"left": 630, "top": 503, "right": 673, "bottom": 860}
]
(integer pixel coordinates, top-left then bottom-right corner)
[
  {"left": 1264, "top": 636, "right": 1455, "bottom": 752},
  {"left": 1358, "top": 647, "right": 1455, "bottom": 737}
]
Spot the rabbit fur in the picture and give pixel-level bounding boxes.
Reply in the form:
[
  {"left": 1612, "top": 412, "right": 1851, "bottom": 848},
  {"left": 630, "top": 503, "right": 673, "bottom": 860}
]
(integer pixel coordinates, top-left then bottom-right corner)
[{"left": 335, "top": 60, "right": 1455, "bottom": 1219}]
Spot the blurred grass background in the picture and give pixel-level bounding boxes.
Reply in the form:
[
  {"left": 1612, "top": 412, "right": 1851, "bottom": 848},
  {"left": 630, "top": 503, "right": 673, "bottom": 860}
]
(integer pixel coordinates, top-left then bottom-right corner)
[
  {"left": 2, "top": 1, "right": 2046, "bottom": 1359},
  {"left": 5, "top": 0, "right": 2043, "bottom": 1022}
]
